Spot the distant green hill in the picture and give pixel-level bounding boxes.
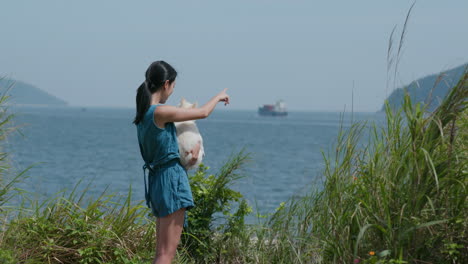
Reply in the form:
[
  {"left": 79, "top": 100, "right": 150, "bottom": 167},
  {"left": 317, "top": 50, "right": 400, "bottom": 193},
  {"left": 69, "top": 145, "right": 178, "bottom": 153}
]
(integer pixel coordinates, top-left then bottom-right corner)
[
  {"left": 383, "top": 63, "right": 467, "bottom": 112},
  {"left": 0, "top": 78, "right": 67, "bottom": 106}
]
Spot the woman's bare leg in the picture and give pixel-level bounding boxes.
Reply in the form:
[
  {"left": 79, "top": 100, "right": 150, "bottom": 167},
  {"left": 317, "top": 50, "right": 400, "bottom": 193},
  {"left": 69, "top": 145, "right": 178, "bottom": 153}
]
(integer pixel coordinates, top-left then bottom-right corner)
[
  {"left": 153, "top": 208, "right": 185, "bottom": 264},
  {"left": 155, "top": 218, "right": 160, "bottom": 260}
]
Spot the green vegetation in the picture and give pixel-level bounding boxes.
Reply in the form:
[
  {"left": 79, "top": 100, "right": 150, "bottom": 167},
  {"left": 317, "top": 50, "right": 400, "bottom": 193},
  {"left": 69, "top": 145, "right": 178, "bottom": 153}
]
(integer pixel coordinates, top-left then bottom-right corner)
[
  {"left": 0, "top": 86, "right": 18, "bottom": 210},
  {"left": 264, "top": 70, "right": 467, "bottom": 263},
  {"left": 2, "top": 183, "right": 157, "bottom": 263},
  {"left": 1, "top": 70, "right": 467, "bottom": 263},
  {"left": 181, "top": 154, "right": 252, "bottom": 262}
]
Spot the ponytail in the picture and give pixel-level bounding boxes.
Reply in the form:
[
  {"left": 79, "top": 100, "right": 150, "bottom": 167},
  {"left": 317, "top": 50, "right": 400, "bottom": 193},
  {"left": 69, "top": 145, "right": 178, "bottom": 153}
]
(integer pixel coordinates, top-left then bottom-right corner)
[
  {"left": 133, "top": 61, "right": 177, "bottom": 125},
  {"left": 133, "top": 81, "right": 152, "bottom": 124}
]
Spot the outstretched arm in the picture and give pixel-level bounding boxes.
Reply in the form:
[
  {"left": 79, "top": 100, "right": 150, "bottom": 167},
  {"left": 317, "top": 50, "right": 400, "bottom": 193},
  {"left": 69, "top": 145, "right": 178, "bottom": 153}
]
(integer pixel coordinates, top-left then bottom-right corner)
[{"left": 155, "top": 89, "right": 229, "bottom": 126}]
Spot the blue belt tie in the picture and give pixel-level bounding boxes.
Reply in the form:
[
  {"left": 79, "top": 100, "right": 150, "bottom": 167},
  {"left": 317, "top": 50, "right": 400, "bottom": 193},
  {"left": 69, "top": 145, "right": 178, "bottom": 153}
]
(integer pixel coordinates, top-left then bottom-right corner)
[{"left": 142, "top": 163, "right": 154, "bottom": 209}]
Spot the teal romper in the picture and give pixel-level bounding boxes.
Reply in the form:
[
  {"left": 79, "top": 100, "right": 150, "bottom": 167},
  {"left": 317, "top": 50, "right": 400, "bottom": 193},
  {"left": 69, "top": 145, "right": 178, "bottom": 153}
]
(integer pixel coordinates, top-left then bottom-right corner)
[{"left": 136, "top": 104, "right": 194, "bottom": 224}]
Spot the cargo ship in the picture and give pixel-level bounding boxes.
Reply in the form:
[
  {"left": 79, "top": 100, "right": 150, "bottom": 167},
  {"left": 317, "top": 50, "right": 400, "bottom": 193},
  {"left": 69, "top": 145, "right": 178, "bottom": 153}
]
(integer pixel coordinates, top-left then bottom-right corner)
[{"left": 258, "top": 100, "right": 288, "bottom": 116}]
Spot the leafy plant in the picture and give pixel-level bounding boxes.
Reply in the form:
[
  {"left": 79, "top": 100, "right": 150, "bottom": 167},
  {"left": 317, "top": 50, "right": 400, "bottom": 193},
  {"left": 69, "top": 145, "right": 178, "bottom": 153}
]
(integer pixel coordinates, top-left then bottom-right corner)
[{"left": 182, "top": 150, "right": 252, "bottom": 262}]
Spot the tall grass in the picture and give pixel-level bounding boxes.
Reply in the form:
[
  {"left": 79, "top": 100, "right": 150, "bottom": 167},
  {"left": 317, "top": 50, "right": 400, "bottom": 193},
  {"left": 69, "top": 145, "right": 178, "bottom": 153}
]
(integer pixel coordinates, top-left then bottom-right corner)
[
  {"left": 0, "top": 80, "right": 20, "bottom": 212},
  {"left": 1, "top": 183, "right": 156, "bottom": 263},
  {"left": 265, "top": 71, "right": 468, "bottom": 263}
]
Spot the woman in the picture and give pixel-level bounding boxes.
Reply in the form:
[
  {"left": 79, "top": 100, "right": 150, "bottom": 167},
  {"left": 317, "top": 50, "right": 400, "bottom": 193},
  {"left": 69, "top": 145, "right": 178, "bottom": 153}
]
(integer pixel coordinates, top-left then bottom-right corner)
[{"left": 133, "top": 61, "right": 229, "bottom": 264}]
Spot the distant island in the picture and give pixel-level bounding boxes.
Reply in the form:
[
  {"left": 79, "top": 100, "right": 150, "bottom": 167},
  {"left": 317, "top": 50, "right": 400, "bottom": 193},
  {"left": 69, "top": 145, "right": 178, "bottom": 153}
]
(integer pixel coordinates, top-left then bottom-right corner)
[
  {"left": 0, "top": 78, "right": 68, "bottom": 106},
  {"left": 383, "top": 63, "right": 467, "bottom": 112}
]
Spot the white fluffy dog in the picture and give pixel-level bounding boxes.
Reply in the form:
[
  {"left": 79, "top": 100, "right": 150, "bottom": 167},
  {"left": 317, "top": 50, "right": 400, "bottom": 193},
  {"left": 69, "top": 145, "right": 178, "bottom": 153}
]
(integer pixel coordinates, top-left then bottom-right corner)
[{"left": 175, "top": 98, "right": 205, "bottom": 170}]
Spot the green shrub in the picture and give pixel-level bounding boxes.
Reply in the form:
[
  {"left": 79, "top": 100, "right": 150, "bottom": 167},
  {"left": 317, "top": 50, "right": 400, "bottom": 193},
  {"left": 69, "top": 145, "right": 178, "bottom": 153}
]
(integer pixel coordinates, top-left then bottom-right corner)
[{"left": 182, "top": 151, "right": 253, "bottom": 262}]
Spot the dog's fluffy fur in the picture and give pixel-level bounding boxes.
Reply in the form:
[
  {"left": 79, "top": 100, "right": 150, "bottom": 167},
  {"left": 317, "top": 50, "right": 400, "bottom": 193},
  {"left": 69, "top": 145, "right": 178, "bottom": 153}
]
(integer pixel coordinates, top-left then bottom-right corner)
[{"left": 175, "top": 98, "right": 205, "bottom": 170}]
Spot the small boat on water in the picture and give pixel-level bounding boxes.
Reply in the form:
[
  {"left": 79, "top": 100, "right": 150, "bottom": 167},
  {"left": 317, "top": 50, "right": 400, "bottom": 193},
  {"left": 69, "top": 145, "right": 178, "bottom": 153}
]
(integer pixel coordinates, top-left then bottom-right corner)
[{"left": 258, "top": 100, "right": 288, "bottom": 116}]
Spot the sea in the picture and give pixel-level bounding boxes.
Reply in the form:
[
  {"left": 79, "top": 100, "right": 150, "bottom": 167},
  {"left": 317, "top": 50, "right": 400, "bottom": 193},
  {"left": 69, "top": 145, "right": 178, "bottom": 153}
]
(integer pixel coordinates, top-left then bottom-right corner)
[{"left": 4, "top": 106, "right": 384, "bottom": 223}]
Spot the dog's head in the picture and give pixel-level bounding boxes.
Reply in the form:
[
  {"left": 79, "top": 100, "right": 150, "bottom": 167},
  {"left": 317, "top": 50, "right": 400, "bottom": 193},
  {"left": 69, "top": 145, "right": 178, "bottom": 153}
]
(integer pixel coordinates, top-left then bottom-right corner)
[{"left": 178, "top": 98, "right": 198, "bottom": 109}]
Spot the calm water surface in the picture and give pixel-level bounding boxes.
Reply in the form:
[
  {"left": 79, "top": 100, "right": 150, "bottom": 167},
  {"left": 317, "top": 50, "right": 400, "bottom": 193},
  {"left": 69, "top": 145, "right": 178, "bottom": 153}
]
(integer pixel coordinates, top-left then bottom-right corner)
[{"left": 6, "top": 106, "right": 384, "bottom": 222}]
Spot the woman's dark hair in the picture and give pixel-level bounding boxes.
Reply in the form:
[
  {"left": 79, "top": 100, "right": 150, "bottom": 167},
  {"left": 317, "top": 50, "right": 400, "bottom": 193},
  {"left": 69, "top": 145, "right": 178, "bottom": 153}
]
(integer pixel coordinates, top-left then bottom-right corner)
[{"left": 133, "top": 61, "right": 177, "bottom": 125}]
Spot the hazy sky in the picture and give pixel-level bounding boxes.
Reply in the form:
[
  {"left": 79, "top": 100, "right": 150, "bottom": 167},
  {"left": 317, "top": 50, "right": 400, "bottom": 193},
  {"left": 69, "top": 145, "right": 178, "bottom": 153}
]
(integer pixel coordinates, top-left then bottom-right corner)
[{"left": 1, "top": 1, "right": 467, "bottom": 111}]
